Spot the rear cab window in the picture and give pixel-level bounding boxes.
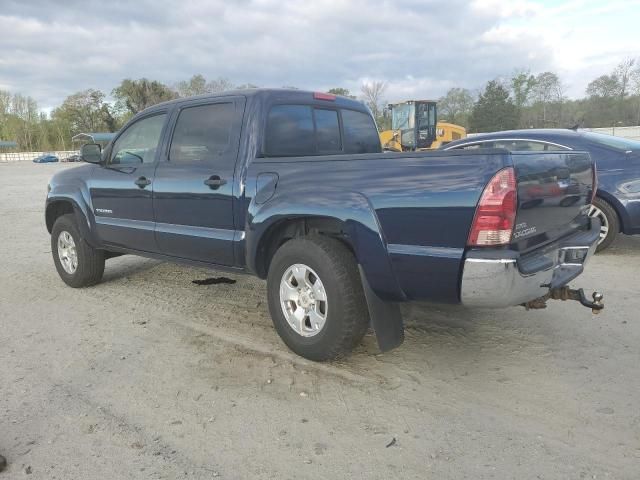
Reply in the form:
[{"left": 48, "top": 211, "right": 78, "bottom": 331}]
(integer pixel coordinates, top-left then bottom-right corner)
[{"left": 264, "top": 104, "right": 380, "bottom": 157}]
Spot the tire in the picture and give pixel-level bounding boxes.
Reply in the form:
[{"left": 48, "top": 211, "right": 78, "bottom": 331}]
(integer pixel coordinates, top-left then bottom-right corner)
[
  {"left": 267, "top": 235, "right": 369, "bottom": 361},
  {"left": 589, "top": 197, "right": 619, "bottom": 252},
  {"left": 51, "top": 214, "right": 105, "bottom": 288}
]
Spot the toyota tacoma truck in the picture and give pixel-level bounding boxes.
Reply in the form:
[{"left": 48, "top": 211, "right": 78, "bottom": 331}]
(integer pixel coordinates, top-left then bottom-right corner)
[{"left": 45, "top": 89, "right": 603, "bottom": 361}]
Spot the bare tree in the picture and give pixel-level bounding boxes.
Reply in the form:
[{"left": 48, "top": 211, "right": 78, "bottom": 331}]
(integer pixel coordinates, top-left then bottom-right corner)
[
  {"left": 360, "top": 81, "right": 387, "bottom": 120},
  {"left": 614, "top": 58, "right": 636, "bottom": 99},
  {"left": 207, "top": 77, "right": 235, "bottom": 93},
  {"left": 532, "top": 72, "right": 564, "bottom": 126}
]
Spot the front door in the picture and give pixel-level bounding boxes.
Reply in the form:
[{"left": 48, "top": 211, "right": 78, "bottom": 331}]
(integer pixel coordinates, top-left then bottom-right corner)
[
  {"left": 90, "top": 112, "right": 168, "bottom": 251},
  {"left": 152, "top": 97, "right": 245, "bottom": 265}
]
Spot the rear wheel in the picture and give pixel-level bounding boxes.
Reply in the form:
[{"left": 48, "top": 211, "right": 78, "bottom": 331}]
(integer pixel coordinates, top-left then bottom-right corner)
[
  {"left": 267, "top": 236, "right": 369, "bottom": 361},
  {"left": 51, "top": 214, "right": 105, "bottom": 287},
  {"left": 589, "top": 197, "right": 619, "bottom": 252}
]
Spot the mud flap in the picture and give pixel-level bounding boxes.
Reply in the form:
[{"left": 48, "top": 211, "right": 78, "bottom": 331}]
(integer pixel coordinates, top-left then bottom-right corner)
[{"left": 358, "top": 266, "right": 404, "bottom": 352}]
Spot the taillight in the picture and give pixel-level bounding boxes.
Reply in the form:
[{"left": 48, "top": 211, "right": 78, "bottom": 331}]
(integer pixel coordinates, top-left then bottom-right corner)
[
  {"left": 591, "top": 164, "right": 598, "bottom": 203},
  {"left": 467, "top": 167, "right": 517, "bottom": 246},
  {"left": 313, "top": 92, "right": 336, "bottom": 101}
]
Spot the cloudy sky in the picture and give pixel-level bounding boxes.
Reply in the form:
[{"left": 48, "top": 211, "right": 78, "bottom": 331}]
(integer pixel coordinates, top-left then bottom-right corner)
[{"left": 0, "top": 0, "right": 638, "bottom": 109}]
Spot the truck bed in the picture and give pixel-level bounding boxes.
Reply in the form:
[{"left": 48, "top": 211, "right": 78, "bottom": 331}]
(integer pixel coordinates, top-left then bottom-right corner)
[{"left": 246, "top": 148, "right": 595, "bottom": 303}]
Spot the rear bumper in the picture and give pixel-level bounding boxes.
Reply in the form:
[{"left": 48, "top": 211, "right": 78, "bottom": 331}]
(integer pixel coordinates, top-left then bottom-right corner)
[{"left": 460, "top": 219, "right": 600, "bottom": 308}]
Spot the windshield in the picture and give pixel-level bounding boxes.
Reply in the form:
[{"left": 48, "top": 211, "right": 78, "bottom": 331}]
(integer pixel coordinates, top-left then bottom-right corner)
[
  {"left": 582, "top": 131, "right": 640, "bottom": 151},
  {"left": 391, "top": 103, "right": 414, "bottom": 131}
]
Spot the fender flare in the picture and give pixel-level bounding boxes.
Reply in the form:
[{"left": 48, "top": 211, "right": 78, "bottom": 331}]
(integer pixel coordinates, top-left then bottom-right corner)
[
  {"left": 246, "top": 189, "right": 405, "bottom": 302},
  {"left": 46, "top": 186, "right": 100, "bottom": 247}
]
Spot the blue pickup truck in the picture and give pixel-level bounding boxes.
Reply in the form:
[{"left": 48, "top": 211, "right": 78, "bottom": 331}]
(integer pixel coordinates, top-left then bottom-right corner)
[{"left": 45, "top": 89, "right": 603, "bottom": 361}]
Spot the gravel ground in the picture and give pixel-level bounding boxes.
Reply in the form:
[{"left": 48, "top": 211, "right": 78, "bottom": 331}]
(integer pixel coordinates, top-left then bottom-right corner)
[{"left": 1, "top": 161, "right": 639, "bottom": 479}]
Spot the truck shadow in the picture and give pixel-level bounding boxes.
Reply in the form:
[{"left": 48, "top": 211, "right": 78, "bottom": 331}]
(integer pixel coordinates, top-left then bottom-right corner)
[{"left": 599, "top": 234, "right": 640, "bottom": 256}]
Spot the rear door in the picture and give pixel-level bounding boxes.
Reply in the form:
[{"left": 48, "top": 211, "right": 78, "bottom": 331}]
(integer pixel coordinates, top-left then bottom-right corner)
[{"left": 152, "top": 97, "right": 245, "bottom": 265}]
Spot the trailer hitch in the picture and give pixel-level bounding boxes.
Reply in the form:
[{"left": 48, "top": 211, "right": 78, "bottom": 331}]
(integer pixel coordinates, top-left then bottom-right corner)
[{"left": 523, "top": 286, "right": 604, "bottom": 314}]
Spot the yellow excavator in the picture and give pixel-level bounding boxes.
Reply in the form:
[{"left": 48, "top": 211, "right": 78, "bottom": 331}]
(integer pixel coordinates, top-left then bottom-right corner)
[{"left": 379, "top": 100, "right": 466, "bottom": 151}]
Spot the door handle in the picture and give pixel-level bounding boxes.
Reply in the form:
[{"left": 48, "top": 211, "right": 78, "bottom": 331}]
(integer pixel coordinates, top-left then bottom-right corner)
[
  {"left": 204, "top": 175, "right": 227, "bottom": 190},
  {"left": 135, "top": 176, "right": 152, "bottom": 188}
]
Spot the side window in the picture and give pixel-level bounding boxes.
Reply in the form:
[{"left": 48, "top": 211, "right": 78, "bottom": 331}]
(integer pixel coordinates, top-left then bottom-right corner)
[
  {"left": 265, "top": 105, "right": 314, "bottom": 156},
  {"left": 456, "top": 143, "right": 482, "bottom": 150},
  {"left": 493, "top": 140, "right": 517, "bottom": 150},
  {"left": 514, "top": 141, "right": 545, "bottom": 151},
  {"left": 314, "top": 109, "right": 341, "bottom": 153},
  {"left": 543, "top": 142, "right": 571, "bottom": 151},
  {"left": 169, "top": 103, "right": 236, "bottom": 164},
  {"left": 110, "top": 114, "right": 166, "bottom": 165},
  {"left": 342, "top": 110, "right": 381, "bottom": 154}
]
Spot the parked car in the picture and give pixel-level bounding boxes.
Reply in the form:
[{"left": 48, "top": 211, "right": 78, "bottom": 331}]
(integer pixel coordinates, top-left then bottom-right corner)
[
  {"left": 61, "top": 154, "right": 81, "bottom": 162},
  {"left": 33, "top": 154, "right": 59, "bottom": 163},
  {"left": 443, "top": 129, "right": 640, "bottom": 251},
  {"left": 45, "top": 89, "right": 602, "bottom": 361}
]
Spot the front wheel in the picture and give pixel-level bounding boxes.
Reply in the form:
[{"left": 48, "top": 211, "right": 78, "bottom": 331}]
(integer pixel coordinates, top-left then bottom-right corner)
[
  {"left": 51, "top": 214, "right": 105, "bottom": 288},
  {"left": 267, "top": 236, "right": 369, "bottom": 361},
  {"left": 588, "top": 198, "right": 619, "bottom": 252}
]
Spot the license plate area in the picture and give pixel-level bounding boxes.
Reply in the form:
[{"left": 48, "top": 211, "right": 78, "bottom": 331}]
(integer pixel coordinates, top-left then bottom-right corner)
[{"left": 559, "top": 246, "right": 589, "bottom": 265}]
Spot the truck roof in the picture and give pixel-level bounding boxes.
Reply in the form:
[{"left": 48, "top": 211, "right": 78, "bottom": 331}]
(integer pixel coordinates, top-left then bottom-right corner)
[{"left": 145, "top": 88, "right": 370, "bottom": 114}]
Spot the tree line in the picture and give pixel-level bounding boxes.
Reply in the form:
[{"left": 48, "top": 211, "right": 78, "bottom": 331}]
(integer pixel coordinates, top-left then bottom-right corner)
[{"left": 1, "top": 59, "right": 639, "bottom": 151}]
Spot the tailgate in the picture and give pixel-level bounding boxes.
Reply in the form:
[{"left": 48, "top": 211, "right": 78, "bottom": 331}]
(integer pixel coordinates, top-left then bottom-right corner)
[{"left": 511, "top": 151, "right": 595, "bottom": 250}]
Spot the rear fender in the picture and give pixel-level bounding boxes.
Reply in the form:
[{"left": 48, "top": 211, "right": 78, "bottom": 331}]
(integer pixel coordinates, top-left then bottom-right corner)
[
  {"left": 596, "top": 190, "right": 630, "bottom": 234},
  {"left": 247, "top": 189, "right": 405, "bottom": 302}
]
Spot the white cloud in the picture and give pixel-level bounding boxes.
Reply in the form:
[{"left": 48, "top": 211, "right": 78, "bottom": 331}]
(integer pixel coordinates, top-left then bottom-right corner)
[{"left": 0, "top": 0, "right": 637, "bottom": 108}]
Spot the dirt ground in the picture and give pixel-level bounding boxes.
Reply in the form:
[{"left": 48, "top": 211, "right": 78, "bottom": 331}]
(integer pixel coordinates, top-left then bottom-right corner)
[{"left": 1, "top": 161, "right": 639, "bottom": 479}]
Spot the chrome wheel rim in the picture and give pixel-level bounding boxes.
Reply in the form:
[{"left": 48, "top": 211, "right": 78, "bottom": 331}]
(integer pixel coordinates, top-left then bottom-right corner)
[
  {"left": 279, "top": 264, "right": 328, "bottom": 337},
  {"left": 57, "top": 231, "right": 78, "bottom": 274},
  {"left": 588, "top": 204, "right": 609, "bottom": 244}
]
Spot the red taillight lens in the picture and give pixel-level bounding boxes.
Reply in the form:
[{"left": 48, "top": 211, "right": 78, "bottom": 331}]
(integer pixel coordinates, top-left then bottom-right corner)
[{"left": 467, "top": 167, "right": 517, "bottom": 246}]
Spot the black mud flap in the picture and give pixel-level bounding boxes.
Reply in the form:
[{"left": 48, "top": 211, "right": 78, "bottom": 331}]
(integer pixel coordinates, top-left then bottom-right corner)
[{"left": 358, "top": 266, "right": 404, "bottom": 352}]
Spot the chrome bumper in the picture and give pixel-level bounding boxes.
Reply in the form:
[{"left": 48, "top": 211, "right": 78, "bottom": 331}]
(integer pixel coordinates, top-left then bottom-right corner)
[{"left": 460, "top": 219, "right": 600, "bottom": 308}]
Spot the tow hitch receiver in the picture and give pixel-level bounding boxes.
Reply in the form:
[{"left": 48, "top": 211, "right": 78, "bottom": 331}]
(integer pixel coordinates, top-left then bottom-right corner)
[{"left": 524, "top": 286, "right": 604, "bottom": 314}]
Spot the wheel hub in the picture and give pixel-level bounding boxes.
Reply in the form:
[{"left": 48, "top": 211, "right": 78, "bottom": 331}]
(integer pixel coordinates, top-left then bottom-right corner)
[
  {"left": 57, "top": 230, "right": 78, "bottom": 274},
  {"left": 279, "top": 263, "right": 328, "bottom": 337},
  {"left": 297, "top": 288, "right": 315, "bottom": 309}
]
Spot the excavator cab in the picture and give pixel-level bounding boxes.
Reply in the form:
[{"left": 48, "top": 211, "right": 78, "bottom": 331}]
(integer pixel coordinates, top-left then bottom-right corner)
[{"left": 388, "top": 100, "right": 437, "bottom": 151}]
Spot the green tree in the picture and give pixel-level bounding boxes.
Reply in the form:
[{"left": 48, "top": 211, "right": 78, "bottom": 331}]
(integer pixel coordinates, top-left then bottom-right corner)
[
  {"left": 51, "top": 89, "right": 111, "bottom": 135},
  {"left": 510, "top": 70, "right": 536, "bottom": 109},
  {"left": 175, "top": 74, "right": 209, "bottom": 97},
  {"left": 437, "top": 87, "right": 474, "bottom": 127},
  {"left": 175, "top": 74, "right": 235, "bottom": 97},
  {"left": 327, "top": 87, "right": 355, "bottom": 99},
  {"left": 112, "top": 78, "right": 177, "bottom": 115},
  {"left": 469, "top": 80, "right": 519, "bottom": 132},
  {"left": 586, "top": 74, "right": 621, "bottom": 98}
]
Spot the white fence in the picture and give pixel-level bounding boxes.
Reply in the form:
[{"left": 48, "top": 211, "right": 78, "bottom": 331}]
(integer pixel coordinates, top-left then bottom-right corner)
[
  {"left": 0, "top": 150, "right": 79, "bottom": 163},
  {"left": 586, "top": 126, "right": 640, "bottom": 140}
]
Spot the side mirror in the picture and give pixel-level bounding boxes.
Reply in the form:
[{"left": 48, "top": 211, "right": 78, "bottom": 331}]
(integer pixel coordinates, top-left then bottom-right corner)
[{"left": 81, "top": 143, "right": 102, "bottom": 164}]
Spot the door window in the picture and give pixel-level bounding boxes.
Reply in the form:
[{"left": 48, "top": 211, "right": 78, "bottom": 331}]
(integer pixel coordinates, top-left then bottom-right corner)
[
  {"left": 110, "top": 114, "right": 166, "bottom": 165},
  {"left": 169, "top": 103, "right": 237, "bottom": 165}
]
